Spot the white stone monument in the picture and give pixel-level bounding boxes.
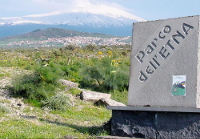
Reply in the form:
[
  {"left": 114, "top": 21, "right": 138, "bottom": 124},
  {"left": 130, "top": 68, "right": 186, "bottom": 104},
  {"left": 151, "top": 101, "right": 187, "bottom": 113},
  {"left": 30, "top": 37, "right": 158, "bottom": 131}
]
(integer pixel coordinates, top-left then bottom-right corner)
[{"left": 128, "top": 15, "right": 200, "bottom": 108}]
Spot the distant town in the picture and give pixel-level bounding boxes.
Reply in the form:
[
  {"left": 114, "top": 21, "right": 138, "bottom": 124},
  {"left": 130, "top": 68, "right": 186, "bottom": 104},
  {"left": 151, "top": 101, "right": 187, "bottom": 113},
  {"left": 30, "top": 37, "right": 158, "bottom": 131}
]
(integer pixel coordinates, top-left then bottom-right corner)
[{"left": 6, "top": 36, "right": 131, "bottom": 47}]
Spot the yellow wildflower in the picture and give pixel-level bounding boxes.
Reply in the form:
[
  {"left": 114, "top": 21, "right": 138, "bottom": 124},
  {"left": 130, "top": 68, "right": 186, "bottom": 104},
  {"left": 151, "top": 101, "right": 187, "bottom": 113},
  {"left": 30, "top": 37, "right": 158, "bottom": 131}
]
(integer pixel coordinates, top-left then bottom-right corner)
[
  {"left": 107, "top": 51, "right": 112, "bottom": 55},
  {"left": 70, "top": 79, "right": 75, "bottom": 82},
  {"left": 97, "top": 51, "right": 103, "bottom": 55}
]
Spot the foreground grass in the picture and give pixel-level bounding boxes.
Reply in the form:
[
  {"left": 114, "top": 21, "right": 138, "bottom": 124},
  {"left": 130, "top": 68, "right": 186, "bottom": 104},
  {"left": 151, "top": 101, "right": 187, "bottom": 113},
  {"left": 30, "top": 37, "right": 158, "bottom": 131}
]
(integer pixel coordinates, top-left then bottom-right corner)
[
  {"left": 0, "top": 99, "right": 111, "bottom": 138},
  {"left": 0, "top": 67, "right": 111, "bottom": 138}
]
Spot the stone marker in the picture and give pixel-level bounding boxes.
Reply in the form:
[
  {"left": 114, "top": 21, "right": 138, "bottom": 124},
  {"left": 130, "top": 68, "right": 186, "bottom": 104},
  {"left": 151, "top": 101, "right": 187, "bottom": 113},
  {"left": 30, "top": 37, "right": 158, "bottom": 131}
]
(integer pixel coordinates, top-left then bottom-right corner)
[
  {"left": 108, "top": 16, "right": 200, "bottom": 138},
  {"left": 128, "top": 15, "right": 200, "bottom": 108}
]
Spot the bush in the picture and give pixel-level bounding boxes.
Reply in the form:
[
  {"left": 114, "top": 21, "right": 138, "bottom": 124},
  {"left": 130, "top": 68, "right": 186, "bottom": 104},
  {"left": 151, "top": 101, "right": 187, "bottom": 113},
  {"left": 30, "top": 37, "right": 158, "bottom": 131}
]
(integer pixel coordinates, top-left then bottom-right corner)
[
  {"left": 35, "top": 61, "right": 65, "bottom": 84},
  {"left": 8, "top": 47, "right": 130, "bottom": 105},
  {"left": 84, "top": 44, "right": 97, "bottom": 51},
  {"left": 65, "top": 44, "right": 76, "bottom": 51},
  {"left": 42, "top": 93, "right": 72, "bottom": 111},
  {"left": 11, "top": 60, "right": 66, "bottom": 105},
  {"left": 79, "top": 56, "right": 129, "bottom": 92}
]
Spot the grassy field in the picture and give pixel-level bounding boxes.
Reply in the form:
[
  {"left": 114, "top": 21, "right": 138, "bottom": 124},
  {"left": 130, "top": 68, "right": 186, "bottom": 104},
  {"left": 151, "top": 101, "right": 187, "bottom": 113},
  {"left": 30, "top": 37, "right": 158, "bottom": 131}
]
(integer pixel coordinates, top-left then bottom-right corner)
[
  {"left": 0, "top": 94, "right": 111, "bottom": 138},
  {"left": 0, "top": 45, "right": 130, "bottom": 138}
]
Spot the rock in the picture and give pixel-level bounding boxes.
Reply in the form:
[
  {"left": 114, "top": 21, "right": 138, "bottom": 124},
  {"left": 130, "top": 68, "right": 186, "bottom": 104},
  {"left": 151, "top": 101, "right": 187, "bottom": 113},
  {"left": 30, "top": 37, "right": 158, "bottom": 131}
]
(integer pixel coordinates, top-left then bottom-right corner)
[
  {"left": 63, "top": 135, "right": 77, "bottom": 139},
  {"left": 79, "top": 89, "right": 125, "bottom": 107},
  {"left": 17, "top": 103, "right": 22, "bottom": 107},
  {"left": 80, "top": 89, "right": 111, "bottom": 102},
  {"left": 110, "top": 109, "right": 200, "bottom": 138},
  {"left": 97, "top": 136, "right": 133, "bottom": 139},
  {"left": 59, "top": 79, "right": 79, "bottom": 90},
  {"left": 95, "top": 98, "right": 126, "bottom": 106}
]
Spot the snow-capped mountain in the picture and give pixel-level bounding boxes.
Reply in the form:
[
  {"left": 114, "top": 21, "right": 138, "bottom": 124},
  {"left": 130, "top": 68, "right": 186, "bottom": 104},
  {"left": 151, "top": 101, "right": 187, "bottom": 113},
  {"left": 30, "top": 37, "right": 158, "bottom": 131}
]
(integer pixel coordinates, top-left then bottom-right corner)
[{"left": 0, "top": 2, "right": 145, "bottom": 37}]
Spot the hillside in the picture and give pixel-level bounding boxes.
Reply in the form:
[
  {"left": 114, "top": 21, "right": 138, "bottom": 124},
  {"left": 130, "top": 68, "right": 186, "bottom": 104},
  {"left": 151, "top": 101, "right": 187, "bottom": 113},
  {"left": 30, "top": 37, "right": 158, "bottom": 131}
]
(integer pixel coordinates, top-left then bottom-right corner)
[
  {"left": 0, "top": 28, "right": 131, "bottom": 47},
  {"left": 18, "top": 28, "right": 90, "bottom": 39},
  {"left": 2, "top": 27, "right": 114, "bottom": 40},
  {"left": 0, "top": 24, "right": 133, "bottom": 38}
]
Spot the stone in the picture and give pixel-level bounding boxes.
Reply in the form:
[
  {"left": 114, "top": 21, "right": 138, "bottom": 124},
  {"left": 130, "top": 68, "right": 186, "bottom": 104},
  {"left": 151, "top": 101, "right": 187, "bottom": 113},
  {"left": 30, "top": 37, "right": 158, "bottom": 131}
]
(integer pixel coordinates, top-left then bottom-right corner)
[
  {"left": 94, "top": 98, "right": 126, "bottom": 106},
  {"left": 59, "top": 79, "right": 79, "bottom": 90},
  {"left": 111, "top": 109, "right": 200, "bottom": 139},
  {"left": 63, "top": 135, "right": 77, "bottom": 139},
  {"left": 128, "top": 15, "right": 200, "bottom": 108},
  {"left": 107, "top": 106, "right": 200, "bottom": 113},
  {"left": 80, "top": 89, "right": 111, "bottom": 102},
  {"left": 108, "top": 15, "right": 200, "bottom": 138},
  {"left": 97, "top": 136, "right": 134, "bottom": 139}
]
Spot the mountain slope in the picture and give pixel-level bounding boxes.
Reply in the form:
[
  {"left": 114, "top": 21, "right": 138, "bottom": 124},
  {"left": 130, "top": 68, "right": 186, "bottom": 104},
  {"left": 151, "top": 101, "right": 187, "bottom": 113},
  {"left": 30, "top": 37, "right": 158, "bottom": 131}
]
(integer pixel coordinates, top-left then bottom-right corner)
[
  {"left": 0, "top": 27, "right": 131, "bottom": 47},
  {"left": 0, "top": 23, "right": 132, "bottom": 38},
  {"left": 0, "top": 2, "right": 145, "bottom": 37},
  {"left": 0, "top": 2, "right": 145, "bottom": 26},
  {"left": 14, "top": 28, "right": 90, "bottom": 39},
  {"left": 2, "top": 27, "right": 114, "bottom": 40}
]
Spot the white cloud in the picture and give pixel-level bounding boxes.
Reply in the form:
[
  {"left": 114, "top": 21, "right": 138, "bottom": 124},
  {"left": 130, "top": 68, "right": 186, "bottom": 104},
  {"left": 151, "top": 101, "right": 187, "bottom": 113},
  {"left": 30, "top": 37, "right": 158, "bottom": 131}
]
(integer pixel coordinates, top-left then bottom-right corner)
[
  {"left": 31, "top": 0, "right": 133, "bottom": 13},
  {"left": 0, "top": 0, "right": 145, "bottom": 21},
  {"left": 31, "top": 0, "right": 71, "bottom": 11},
  {"left": 22, "top": 0, "right": 145, "bottom": 21}
]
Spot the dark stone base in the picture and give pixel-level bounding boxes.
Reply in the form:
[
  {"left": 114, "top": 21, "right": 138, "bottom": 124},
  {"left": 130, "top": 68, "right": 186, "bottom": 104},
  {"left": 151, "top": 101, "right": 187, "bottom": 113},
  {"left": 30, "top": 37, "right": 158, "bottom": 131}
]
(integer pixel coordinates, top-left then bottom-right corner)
[{"left": 108, "top": 107, "right": 200, "bottom": 138}]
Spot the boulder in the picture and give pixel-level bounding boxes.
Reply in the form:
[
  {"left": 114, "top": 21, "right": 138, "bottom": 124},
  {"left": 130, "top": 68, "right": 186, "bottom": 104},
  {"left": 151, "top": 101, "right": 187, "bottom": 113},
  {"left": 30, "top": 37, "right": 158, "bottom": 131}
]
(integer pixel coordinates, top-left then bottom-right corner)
[
  {"left": 80, "top": 89, "right": 111, "bottom": 102},
  {"left": 59, "top": 79, "right": 78, "bottom": 90},
  {"left": 95, "top": 98, "right": 126, "bottom": 107}
]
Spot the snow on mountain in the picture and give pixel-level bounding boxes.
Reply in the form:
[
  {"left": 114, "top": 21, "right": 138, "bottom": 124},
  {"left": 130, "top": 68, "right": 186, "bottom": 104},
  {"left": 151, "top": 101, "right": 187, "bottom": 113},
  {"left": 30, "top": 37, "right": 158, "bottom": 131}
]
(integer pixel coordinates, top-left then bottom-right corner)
[
  {"left": 24, "top": 3, "right": 145, "bottom": 21},
  {"left": 22, "top": 12, "right": 138, "bottom": 27},
  {"left": 0, "top": 1, "right": 145, "bottom": 37},
  {"left": 0, "top": 2, "right": 145, "bottom": 27}
]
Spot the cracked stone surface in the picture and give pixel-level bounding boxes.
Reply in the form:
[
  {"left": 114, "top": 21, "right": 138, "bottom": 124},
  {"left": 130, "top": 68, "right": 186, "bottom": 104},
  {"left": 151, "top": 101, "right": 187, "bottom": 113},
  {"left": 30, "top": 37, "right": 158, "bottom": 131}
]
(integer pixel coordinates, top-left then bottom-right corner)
[{"left": 111, "top": 110, "right": 200, "bottom": 138}]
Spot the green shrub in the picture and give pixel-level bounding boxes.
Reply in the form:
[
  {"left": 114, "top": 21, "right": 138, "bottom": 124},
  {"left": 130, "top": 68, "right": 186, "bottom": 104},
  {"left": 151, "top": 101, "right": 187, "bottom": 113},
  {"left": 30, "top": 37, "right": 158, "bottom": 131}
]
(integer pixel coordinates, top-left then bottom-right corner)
[
  {"left": 35, "top": 61, "right": 65, "bottom": 84},
  {"left": 7, "top": 47, "right": 130, "bottom": 105},
  {"left": 61, "top": 62, "right": 82, "bottom": 82},
  {"left": 67, "top": 88, "right": 81, "bottom": 96},
  {"left": 42, "top": 93, "right": 72, "bottom": 111},
  {"left": 11, "top": 60, "right": 66, "bottom": 105},
  {"left": 84, "top": 44, "right": 97, "bottom": 51},
  {"left": 79, "top": 56, "right": 129, "bottom": 92},
  {"left": 64, "top": 44, "right": 76, "bottom": 51}
]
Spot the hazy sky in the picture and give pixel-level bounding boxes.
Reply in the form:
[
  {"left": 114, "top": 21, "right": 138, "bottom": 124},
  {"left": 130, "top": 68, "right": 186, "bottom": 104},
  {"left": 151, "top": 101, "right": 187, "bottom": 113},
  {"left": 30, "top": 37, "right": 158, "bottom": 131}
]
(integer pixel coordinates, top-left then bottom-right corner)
[{"left": 0, "top": 0, "right": 200, "bottom": 21}]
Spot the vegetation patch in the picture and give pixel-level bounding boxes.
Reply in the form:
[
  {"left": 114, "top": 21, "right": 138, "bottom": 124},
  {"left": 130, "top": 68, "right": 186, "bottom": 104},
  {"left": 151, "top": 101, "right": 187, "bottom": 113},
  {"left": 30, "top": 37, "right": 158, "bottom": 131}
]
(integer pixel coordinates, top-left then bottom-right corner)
[
  {"left": 42, "top": 93, "right": 72, "bottom": 111},
  {"left": 0, "top": 45, "right": 130, "bottom": 138}
]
